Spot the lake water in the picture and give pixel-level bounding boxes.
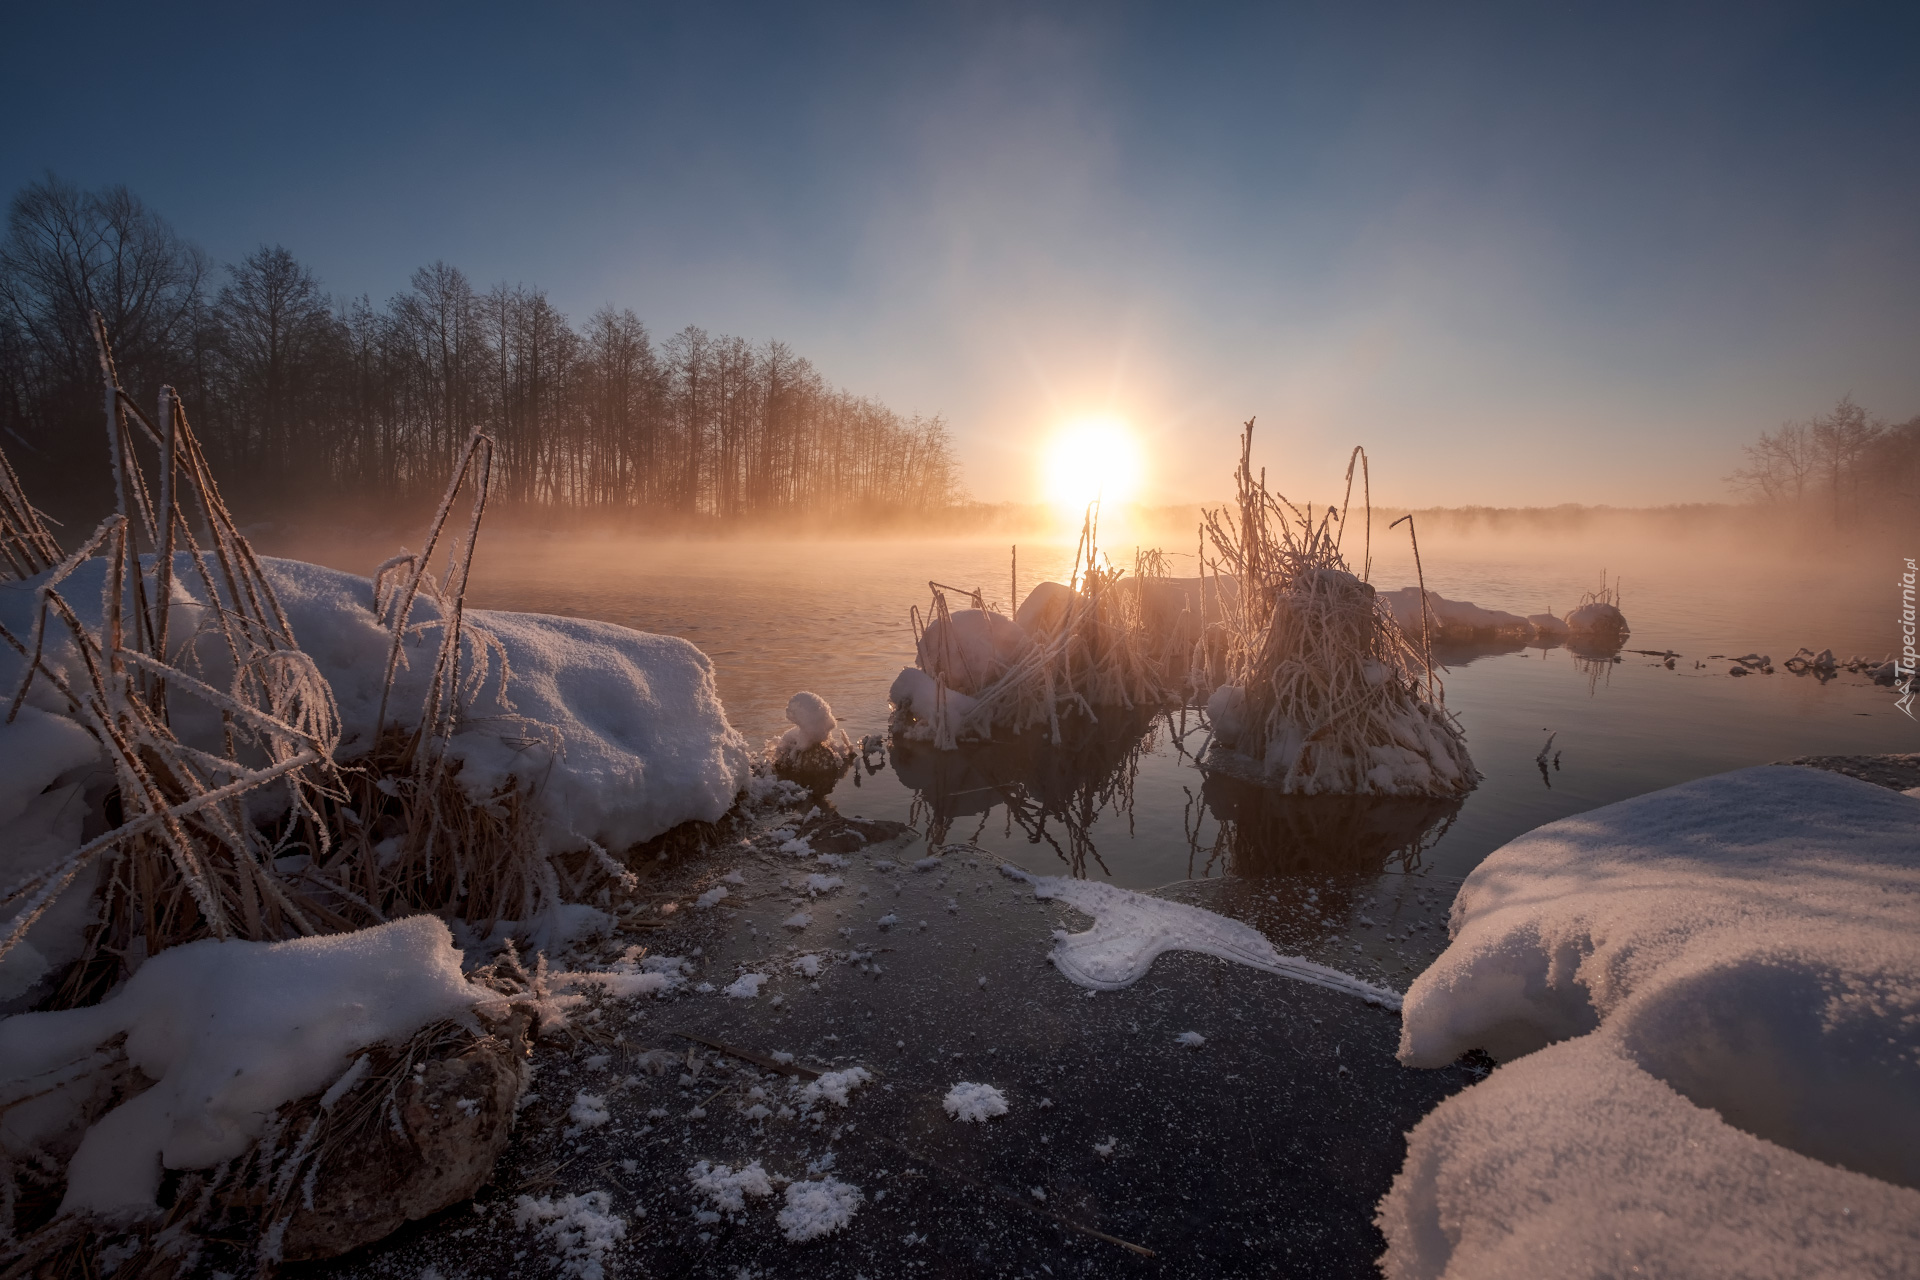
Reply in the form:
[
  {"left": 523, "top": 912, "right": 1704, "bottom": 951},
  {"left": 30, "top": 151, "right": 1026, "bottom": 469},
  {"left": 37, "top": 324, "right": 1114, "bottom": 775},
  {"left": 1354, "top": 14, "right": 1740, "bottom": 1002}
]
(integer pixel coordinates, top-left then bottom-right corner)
[{"left": 318, "top": 527, "right": 1916, "bottom": 906}]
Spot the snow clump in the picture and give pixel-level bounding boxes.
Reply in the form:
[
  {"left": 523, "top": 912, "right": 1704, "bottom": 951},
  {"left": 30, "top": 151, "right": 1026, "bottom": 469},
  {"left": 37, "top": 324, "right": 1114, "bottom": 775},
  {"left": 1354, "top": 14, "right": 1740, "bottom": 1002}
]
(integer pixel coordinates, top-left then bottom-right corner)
[
  {"left": 804, "top": 874, "right": 844, "bottom": 896},
  {"left": 569, "top": 1093, "right": 610, "bottom": 1128},
  {"left": 800, "top": 1066, "right": 872, "bottom": 1108},
  {"left": 782, "top": 911, "right": 812, "bottom": 930},
  {"left": 943, "top": 1081, "right": 1009, "bottom": 1123},
  {"left": 723, "top": 973, "right": 770, "bottom": 999},
  {"left": 777, "top": 691, "right": 850, "bottom": 758},
  {"left": 513, "top": 1191, "right": 628, "bottom": 1280},
  {"left": 791, "top": 953, "right": 825, "bottom": 978},
  {"left": 1176, "top": 1031, "right": 1206, "bottom": 1048},
  {"left": 693, "top": 885, "right": 730, "bottom": 909},
  {"left": 688, "top": 1159, "right": 775, "bottom": 1215},
  {"left": 778, "top": 1177, "right": 864, "bottom": 1242}
]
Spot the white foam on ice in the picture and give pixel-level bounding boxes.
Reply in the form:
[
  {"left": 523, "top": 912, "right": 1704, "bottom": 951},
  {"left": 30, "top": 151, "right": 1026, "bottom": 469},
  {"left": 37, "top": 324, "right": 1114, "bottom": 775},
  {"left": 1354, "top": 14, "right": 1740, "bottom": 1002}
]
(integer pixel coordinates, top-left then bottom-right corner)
[
  {"left": 1001, "top": 865, "right": 1401, "bottom": 1008},
  {"left": 1382, "top": 765, "right": 1920, "bottom": 1279}
]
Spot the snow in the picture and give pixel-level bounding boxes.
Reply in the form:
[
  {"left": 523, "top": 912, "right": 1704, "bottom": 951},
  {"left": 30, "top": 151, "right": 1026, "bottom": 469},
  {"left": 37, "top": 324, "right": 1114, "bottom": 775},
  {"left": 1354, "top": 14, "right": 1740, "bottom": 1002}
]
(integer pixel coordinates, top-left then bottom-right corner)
[
  {"left": 688, "top": 1159, "right": 774, "bottom": 1215},
  {"left": 943, "top": 1081, "right": 1008, "bottom": 1122},
  {"left": 1001, "top": 865, "right": 1401, "bottom": 1008},
  {"left": 1176, "top": 1031, "right": 1206, "bottom": 1048},
  {"left": 1563, "top": 599, "right": 1628, "bottom": 637},
  {"left": 778, "top": 690, "right": 846, "bottom": 757},
  {"left": 777, "top": 1176, "right": 863, "bottom": 1242},
  {"left": 693, "top": 885, "right": 730, "bottom": 909},
  {"left": 0, "top": 555, "right": 751, "bottom": 861},
  {"left": 886, "top": 666, "right": 981, "bottom": 739},
  {"left": 799, "top": 1066, "right": 871, "bottom": 1108},
  {"left": 1382, "top": 765, "right": 1920, "bottom": 1278},
  {"left": 722, "top": 973, "right": 770, "bottom": 999},
  {"left": 0, "top": 915, "right": 486, "bottom": 1215},
  {"left": 782, "top": 911, "right": 812, "bottom": 930},
  {"left": 1013, "top": 581, "right": 1075, "bottom": 636},
  {"left": 513, "top": 1191, "right": 628, "bottom": 1280},
  {"left": 803, "top": 874, "right": 844, "bottom": 896},
  {"left": 1380, "top": 588, "right": 1534, "bottom": 641},
  {"left": 569, "top": 1093, "right": 610, "bottom": 1127},
  {"left": 791, "top": 953, "right": 825, "bottom": 978},
  {"left": 0, "top": 708, "right": 104, "bottom": 1002},
  {"left": 1204, "top": 684, "right": 1247, "bottom": 748},
  {"left": 916, "top": 608, "right": 1032, "bottom": 696}
]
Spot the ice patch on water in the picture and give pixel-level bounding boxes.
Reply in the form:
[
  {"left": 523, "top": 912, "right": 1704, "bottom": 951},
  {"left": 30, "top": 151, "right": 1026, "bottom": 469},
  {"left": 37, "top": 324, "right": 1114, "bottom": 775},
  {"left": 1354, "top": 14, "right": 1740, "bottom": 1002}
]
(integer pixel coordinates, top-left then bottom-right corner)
[{"left": 999, "top": 864, "right": 1400, "bottom": 1008}]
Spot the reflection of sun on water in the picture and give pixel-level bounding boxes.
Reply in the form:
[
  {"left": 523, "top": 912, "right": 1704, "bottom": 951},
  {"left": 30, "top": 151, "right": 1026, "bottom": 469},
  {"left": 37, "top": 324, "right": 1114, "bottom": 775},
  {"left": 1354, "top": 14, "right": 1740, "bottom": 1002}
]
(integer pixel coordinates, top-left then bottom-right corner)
[{"left": 1042, "top": 416, "right": 1143, "bottom": 518}]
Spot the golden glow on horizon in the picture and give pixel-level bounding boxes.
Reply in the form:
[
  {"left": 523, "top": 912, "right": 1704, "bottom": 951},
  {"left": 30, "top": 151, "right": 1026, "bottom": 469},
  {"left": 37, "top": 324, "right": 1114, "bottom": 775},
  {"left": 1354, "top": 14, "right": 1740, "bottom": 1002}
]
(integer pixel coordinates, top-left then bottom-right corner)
[{"left": 1041, "top": 415, "right": 1143, "bottom": 516}]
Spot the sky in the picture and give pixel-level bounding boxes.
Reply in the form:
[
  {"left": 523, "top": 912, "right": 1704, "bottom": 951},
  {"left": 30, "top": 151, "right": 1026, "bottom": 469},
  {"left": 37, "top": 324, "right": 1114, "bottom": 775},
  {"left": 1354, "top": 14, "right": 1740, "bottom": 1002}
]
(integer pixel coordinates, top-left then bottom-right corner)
[{"left": 4, "top": 1, "right": 1916, "bottom": 507}]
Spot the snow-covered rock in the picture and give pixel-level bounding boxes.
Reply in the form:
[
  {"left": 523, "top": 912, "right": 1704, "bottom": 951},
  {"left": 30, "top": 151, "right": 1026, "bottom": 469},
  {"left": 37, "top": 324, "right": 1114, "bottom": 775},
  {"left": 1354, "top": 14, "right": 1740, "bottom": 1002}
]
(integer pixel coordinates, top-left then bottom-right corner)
[
  {"left": 1381, "top": 588, "right": 1534, "bottom": 642},
  {"left": 1562, "top": 599, "right": 1628, "bottom": 640},
  {"left": 1013, "top": 581, "right": 1076, "bottom": 637},
  {"left": 1382, "top": 766, "right": 1920, "bottom": 1278},
  {"left": 914, "top": 607, "right": 1032, "bottom": 696}
]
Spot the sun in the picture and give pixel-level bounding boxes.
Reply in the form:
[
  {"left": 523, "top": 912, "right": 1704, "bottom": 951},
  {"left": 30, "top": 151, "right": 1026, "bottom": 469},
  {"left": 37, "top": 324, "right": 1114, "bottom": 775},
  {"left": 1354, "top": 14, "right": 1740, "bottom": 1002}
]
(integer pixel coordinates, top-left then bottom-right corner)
[{"left": 1041, "top": 416, "right": 1142, "bottom": 516}]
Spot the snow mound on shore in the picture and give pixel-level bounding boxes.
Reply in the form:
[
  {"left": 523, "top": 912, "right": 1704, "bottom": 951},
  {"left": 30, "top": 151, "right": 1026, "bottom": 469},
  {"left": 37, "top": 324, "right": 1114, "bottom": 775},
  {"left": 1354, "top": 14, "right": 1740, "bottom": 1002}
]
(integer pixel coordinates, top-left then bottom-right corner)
[
  {"left": 0, "top": 915, "right": 487, "bottom": 1216},
  {"left": 0, "top": 555, "right": 751, "bottom": 857},
  {"left": 1002, "top": 865, "right": 1401, "bottom": 1007},
  {"left": 1382, "top": 766, "right": 1920, "bottom": 1278}
]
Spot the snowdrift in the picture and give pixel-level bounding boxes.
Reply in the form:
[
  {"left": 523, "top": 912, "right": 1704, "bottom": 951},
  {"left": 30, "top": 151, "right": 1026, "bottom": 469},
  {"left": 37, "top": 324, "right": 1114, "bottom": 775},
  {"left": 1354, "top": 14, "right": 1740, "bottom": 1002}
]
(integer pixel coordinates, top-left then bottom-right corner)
[
  {"left": 1380, "top": 766, "right": 1920, "bottom": 1278},
  {"left": 0, "top": 554, "right": 750, "bottom": 863}
]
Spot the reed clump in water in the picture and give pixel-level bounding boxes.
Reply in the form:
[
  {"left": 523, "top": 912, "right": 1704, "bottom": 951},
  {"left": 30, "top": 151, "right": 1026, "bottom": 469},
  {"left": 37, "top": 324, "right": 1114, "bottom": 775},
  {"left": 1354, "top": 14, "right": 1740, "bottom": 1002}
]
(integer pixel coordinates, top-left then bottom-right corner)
[
  {"left": 895, "top": 506, "right": 1188, "bottom": 749},
  {"left": 1195, "top": 421, "right": 1475, "bottom": 798}
]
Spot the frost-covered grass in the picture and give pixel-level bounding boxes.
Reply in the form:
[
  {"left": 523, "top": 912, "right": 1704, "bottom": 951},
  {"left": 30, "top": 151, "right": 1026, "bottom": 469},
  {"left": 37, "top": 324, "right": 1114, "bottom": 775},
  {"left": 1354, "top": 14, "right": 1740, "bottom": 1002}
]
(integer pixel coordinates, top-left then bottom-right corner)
[{"left": 1195, "top": 426, "right": 1475, "bottom": 797}]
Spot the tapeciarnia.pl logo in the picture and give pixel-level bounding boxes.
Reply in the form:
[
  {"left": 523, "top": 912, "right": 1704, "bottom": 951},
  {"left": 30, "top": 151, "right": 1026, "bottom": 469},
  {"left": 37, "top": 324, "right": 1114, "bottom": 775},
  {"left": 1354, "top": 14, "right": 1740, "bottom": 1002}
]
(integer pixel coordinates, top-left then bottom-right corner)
[{"left": 1899, "top": 557, "right": 1917, "bottom": 719}]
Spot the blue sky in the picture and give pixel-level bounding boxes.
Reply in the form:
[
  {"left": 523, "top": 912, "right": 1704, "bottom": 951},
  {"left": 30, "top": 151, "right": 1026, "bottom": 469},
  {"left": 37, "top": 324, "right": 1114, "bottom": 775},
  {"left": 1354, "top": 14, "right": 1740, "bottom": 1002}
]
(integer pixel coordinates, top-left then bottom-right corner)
[{"left": 5, "top": 2, "right": 1916, "bottom": 505}]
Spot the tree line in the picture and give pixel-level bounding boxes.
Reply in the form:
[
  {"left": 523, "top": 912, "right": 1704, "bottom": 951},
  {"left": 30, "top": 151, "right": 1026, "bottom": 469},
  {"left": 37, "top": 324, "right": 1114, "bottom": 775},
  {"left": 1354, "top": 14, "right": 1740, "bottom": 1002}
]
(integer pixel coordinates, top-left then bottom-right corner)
[
  {"left": 1727, "top": 395, "right": 1920, "bottom": 528},
  {"left": 0, "top": 175, "right": 962, "bottom": 524}
]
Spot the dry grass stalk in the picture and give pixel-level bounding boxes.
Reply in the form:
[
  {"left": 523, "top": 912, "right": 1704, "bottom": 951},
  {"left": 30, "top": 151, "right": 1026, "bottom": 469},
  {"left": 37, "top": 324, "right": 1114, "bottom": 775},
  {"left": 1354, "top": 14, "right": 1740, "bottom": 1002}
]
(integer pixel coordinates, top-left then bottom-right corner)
[
  {"left": 907, "top": 504, "right": 1183, "bottom": 748},
  {"left": 1196, "top": 421, "right": 1474, "bottom": 797},
  {"left": 0, "top": 317, "right": 352, "bottom": 1003},
  {"left": 0, "top": 317, "right": 612, "bottom": 1008}
]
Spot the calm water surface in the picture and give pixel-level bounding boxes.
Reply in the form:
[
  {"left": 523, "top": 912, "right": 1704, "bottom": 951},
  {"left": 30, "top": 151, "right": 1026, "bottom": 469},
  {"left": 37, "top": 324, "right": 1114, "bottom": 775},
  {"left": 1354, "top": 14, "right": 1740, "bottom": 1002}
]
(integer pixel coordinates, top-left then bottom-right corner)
[{"left": 410, "top": 532, "right": 1919, "bottom": 899}]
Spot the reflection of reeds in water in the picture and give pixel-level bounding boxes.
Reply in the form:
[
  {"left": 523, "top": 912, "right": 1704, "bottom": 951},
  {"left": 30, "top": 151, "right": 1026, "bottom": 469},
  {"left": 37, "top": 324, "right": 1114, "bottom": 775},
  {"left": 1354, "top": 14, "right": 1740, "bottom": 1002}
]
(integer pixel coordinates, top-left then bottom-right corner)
[
  {"left": 1184, "top": 770, "right": 1461, "bottom": 880},
  {"left": 895, "top": 708, "right": 1170, "bottom": 877}
]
